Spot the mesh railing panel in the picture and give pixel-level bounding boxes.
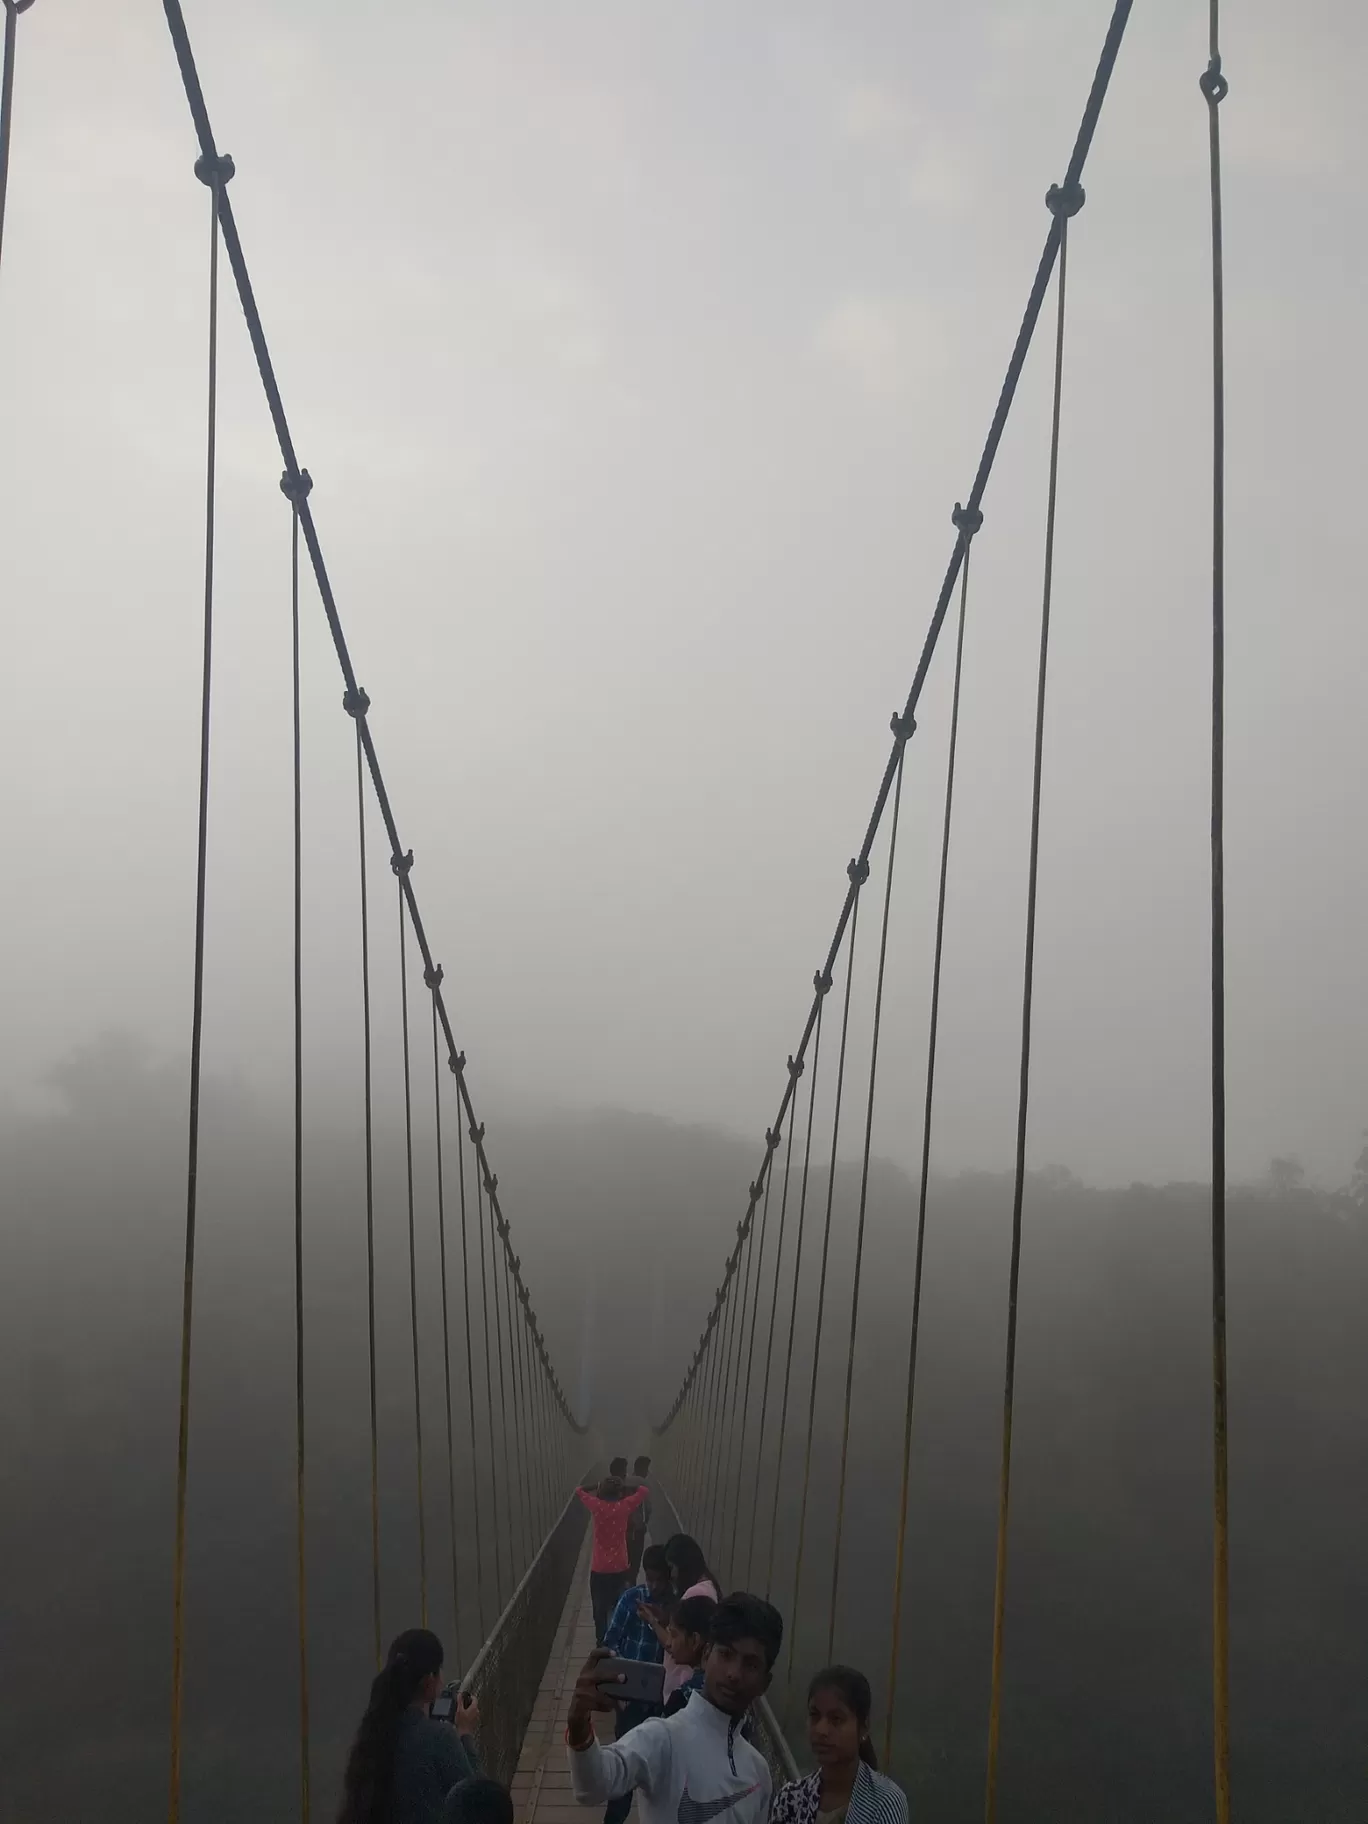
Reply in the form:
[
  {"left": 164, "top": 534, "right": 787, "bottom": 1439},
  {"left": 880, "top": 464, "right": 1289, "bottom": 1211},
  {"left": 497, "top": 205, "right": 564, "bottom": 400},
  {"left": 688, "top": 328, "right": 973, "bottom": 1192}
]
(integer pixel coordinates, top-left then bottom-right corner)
[
  {"left": 462, "top": 1492, "right": 590, "bottom": 1785},
  {"left": 649, "top": 1481, "right": 800, "bottom": 1786}
]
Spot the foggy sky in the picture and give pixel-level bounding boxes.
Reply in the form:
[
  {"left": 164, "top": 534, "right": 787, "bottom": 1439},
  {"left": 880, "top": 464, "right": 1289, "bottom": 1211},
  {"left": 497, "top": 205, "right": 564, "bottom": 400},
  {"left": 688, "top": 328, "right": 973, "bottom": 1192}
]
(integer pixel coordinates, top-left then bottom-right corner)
[{"left": 2, "top": 0, "right": 1365, "bottom": 1216}]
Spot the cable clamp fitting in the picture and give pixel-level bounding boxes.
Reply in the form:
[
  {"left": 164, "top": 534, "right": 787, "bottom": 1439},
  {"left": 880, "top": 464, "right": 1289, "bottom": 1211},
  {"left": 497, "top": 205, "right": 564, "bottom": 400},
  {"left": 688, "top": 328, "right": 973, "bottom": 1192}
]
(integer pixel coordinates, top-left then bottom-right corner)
[
  {"left": 279, "top": 468, "right": 313, "bottom": 506},
  {"left": 890, "top": 710, "right": 917, "bottom": 745},
  {"left": 448, "top": 1050, "right": 466, "bottom": 1077},
  {"left": 952, "top": 501, "right": 984, "bottom": 538},
  {"left": 813, "top": 968, "right": 833, "bottom": 997},
  {"left": 848, "top": 856, "right": 871, "bottom": 887},
  {"left": 6, "top": 3, "right": 40, "bottom": 17},
  {"left": 1045, "top": 178, "right": 1085, "bottom": 219},
  {"left": 765, "top": 1126, "right": 781, "bottom": 1153},
  {"left": 424, "top": 962, "right": 444, "bottom": 991},
  {"left": 194, "top": 151, "right": 235, "bottom": 188},
  {"left": 787, "top": 1053, "right": 805, "bottom": 1080},
  {"left": 391, "top": 849, "right": 414, "bottom": 877},
  {"left": 343, "top": 686, "right": 370, "bottom": 719},
  {"left": 1199, "top": 55, "right": 1229, "bottom": 104},
  {"left": 486, "top": 1174, "right": 500, "bottom": 1198},
  {"left": 469, "top": 1121, "right": 485, "bottom": 1145}
]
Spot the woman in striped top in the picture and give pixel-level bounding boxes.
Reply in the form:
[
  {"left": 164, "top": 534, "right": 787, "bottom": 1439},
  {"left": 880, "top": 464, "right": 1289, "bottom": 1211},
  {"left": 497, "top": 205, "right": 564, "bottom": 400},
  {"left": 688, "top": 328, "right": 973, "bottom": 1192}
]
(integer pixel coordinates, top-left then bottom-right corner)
[{"left": 770, "top": 1666, "right": 907, "bottom": 1824}]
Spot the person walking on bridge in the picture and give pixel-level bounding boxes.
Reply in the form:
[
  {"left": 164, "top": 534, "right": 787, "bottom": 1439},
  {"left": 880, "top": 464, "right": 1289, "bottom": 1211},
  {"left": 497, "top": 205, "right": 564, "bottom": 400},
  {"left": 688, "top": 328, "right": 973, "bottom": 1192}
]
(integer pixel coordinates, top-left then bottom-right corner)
[
  {"left": 578, "top": 1474, "right": 650, "bottom": 1644},
  {"left": 625, "top": 1454, "right": 653, "bottom": 1580},
  {"left": 566, "top": 1593, "right": 782, "bottom": 1824}
]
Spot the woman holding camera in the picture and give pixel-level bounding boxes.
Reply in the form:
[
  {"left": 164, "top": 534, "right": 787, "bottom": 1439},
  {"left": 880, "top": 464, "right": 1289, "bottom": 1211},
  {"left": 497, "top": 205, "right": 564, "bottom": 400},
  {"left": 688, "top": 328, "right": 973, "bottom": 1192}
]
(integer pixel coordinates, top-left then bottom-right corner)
[{"left": 338, "top": 1627, "right": 482, "bottom": 1824}]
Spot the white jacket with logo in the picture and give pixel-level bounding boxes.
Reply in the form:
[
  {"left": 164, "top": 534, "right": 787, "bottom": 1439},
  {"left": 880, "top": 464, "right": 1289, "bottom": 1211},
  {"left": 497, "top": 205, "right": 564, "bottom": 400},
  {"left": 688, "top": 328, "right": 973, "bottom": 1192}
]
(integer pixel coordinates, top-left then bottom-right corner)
[{"left": 569, "top": 1691, "right": 772, "bottom": 1824}]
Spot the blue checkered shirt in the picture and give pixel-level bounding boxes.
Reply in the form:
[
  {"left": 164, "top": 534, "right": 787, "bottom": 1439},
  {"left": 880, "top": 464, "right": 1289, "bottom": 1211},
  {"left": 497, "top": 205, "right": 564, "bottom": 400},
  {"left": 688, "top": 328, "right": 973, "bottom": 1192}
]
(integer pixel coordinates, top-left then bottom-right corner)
[{"left": 603, "top": 1583, "right": 664, "bottom": 1664}]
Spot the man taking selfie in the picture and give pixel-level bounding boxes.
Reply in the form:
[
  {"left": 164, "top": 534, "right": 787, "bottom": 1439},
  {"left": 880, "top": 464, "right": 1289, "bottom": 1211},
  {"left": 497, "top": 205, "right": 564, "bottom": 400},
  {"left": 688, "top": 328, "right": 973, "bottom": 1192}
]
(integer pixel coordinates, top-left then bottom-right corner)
[{"left": 565, "top": 1593, "right": 781, "bottom": 1824}]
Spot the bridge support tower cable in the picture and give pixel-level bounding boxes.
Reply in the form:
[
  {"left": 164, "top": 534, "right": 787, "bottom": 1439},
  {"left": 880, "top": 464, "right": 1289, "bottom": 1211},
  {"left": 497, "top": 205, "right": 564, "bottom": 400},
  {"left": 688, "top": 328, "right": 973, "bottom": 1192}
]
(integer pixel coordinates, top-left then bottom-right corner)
[
  {"left": 787, "top": 884, "right": 864, "bottom": 1685},
  {"left": 984, "top": 175, "right": 1082, "bottom": 1824},
  {"left": 829, "top": 724, "right": 911, "bottom": 1662},
  {"left": 167, "top": 148, "right": 230, "bottom": 1824},
  {"left": 1201, "top": 4, "right": 1232, "bottom": 1817},
  {"left": 396, "top": 866, "right": 429, "bottom": 1626},
  {"left": 452, "top": 1066, "right": 487, "bottom": 1641},
  {"left": 471, "top": 1150, "right": 506, "bottom": 1609},
  {"left": 884, "top": 506, "right": 980, "bottom": 1769},
  {"left": 429, "top": 991, "right": 463, "bottom": 1668},
  {"left": 0, "top": 0, "right": 36, "bottom": 285}
]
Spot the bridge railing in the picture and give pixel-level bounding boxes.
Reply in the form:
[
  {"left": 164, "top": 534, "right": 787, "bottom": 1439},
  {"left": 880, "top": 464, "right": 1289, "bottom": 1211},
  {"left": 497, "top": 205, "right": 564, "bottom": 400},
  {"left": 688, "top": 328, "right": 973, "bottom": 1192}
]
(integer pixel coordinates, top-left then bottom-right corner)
[
  {"left": 649, "top": 1481, "right": 800, "bottom": 1786},
  {"left": 462, "top": 1488, "right": 590, "bottom": 1784}
]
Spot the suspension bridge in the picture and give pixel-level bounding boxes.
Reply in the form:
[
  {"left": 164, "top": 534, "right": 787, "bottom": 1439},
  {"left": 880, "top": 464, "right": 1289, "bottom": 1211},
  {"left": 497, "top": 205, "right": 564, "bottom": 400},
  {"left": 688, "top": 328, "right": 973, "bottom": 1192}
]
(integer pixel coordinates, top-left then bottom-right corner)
[{"left": 0, "top": 0, "right": 1252, "bottom": 1820}]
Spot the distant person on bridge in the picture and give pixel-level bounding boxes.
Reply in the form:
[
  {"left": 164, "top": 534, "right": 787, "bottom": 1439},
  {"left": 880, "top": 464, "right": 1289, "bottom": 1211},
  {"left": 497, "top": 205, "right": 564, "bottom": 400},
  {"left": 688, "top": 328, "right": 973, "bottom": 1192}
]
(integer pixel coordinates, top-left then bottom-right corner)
[
  {"left": 566, "top": 1592, "right": 782, "bottom": 1824},
  {"left": 771, "top": 1666, "right": 907, "bottom": 1824},
  {"left": 338, "top": 1627, "right": 482, "bottom": 1824},
  {"left": 625, "top": 1454, "right": 653, "bottom": 1580},
  {"left": 578, "top": 1473, "right": 651, "bottom": 1643}
]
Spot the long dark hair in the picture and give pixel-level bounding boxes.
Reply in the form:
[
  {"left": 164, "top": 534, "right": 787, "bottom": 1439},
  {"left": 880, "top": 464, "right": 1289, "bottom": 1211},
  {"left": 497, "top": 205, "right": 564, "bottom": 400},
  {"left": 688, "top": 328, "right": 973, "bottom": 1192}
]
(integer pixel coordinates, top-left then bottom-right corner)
[
  {"left": 808, "top": 1665, "right": 878, "bottom": 1769},
  {"left": 664, "top": 1533, "right": 713, "bottom": 1596},
  {"left": 338, "top": 1628, "right": 445, "bottom": 1823}
]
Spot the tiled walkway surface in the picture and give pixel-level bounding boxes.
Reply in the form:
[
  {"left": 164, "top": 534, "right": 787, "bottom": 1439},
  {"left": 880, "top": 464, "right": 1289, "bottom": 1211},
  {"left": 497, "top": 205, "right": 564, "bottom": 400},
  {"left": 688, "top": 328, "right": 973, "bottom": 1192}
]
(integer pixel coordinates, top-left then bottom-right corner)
[{"left": 512, "top": 1528, "right": 630, "bottom": 1824}]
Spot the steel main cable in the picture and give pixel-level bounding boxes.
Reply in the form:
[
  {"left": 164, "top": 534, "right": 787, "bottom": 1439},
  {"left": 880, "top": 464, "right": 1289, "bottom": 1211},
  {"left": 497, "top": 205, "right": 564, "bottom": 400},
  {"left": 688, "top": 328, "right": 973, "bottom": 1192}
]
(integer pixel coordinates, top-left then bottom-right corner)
[
  {"left": 168, "top": 149, "right": 229, "bottom": 1824},
  {"left": 159, "top": 0, "right": 580, "bottom": 1436},
  {"left": 1200, "top": 4, "right": 1232, "bottom": 1818},
  {"left": 395, "top": 867, "right": 429, "bottom": 1626},
  {"left": 828, "top": 721, "right": 912, "bottom": 1664},
  {"left": 983, "top": 176, "right": 1082, "bottom": 1824},
  {"left": 429, "top": 990, "right": 463, "bottom": 1671},
  {"left": 884, "top": 508, "right": 980, "bottom": 1769},
  {"left": 650, "top": 0, "right": 1135, "bottom": 1439},
  {"left": 283, "top": 469, "right": 313, "bottom": 1824},
  {"left": 764, "top": 994, "right": 826, "bottom": 1600},
  {"left": 787, "top": 881, "right": 865, "bottom": 1689},
  {"left": 0, "top": 0, "right": 36, "bottom": 286}
]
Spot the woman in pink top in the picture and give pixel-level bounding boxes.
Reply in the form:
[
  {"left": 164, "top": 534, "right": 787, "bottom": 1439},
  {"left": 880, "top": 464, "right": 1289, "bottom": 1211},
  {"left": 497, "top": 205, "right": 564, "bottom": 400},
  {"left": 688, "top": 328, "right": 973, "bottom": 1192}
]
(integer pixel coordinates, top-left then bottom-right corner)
[
  {"left": 658, "top": 1534, "right": 720, "bottom": 1699},
  {"left": 577, "top": 1477, "right": 650, "bottom": 1644}
]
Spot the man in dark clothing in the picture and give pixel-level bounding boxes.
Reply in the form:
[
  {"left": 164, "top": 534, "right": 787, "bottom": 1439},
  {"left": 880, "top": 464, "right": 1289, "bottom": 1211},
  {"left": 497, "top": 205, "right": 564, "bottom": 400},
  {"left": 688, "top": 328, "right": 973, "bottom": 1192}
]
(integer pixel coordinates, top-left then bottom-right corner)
[{"left": 625, "top": 1455, "right": 652, "bottom": 1582}]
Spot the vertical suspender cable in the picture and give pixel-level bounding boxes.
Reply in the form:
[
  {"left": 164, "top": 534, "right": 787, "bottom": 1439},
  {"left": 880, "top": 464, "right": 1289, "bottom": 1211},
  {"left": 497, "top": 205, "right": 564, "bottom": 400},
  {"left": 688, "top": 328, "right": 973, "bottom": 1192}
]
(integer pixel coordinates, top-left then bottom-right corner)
[
  {"left": 453, "top": 1085, "right": 486, "bottom": 1638},
  {"left": 1200, "top": 9, "right": 1232, "bottom": 1818},
  {"left": 721, "top": 1187, "right": 762, "bottom": 1574},
  {"left": 472, "top": 1156, "right": 506, "bottom": 1607},
  {"left": 396, "top": 873, "right": 428, "bottom": 1625},
  {"left": 498, "top": 1234, "right": 529, "bottom": 1570},
  {"left": 168, "top": 150, "right": 230, "bottom": 1824},
  {"left": 885, "top": 511, "right": 980, "bottom": 1768},
  {"left": 744, "top": 1083, "right": 799, "bottom": 1585},
  {"left": 430, "top": 996, "right": 462, "bottom": 1667},
  {"left": 984, "top": 179, "right": 1082, "bottom": 1824},
  {"left": 484, "top": 1173, "right": 517, "bottom": 1576},
  {"left": 704, "top": 1242, "right": 744, "bottom": 1544},
  {"left": 787, "top": 886, "right": 864, "bottom": 1685},
  {"left": 345, "top": 691, "right": 382, "bottom": 1668},
  {"left": 284, "top": 472, "right": 312, "bottom": 1824},
  {"left": 727, "top": 1144, "right": 777, "bottom": 1575},
  {"left": 829, "top": 731, "right": 909, "bottom": 1661},
  {"left": 764, "top": 991, "right": 825, "bottom": 1599},
  {"left": 0, "top": 0, "right": 36, "bottom": 285}
]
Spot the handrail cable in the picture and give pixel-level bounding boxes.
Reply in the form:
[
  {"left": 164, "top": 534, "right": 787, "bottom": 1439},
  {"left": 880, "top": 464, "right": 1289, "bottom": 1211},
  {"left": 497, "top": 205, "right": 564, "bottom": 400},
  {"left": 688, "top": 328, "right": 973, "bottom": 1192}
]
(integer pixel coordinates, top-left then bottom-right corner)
[
  {"left": 763, "top": 989, "right": 826, "bottom": 1599},
  {"left": 396, "top": 873, "right": 429, "bottom": 1626},
  {"left": 471, "top": 1147, "right": 506, "bottom": 1608},
  {"left": 828, "top": 728, "right": 910, "bottom": 1661},
  {"left": 452, "top": 1053, "right": 486, "bottom": 1639},
  {"left": 167, "top": 150, "right": 228, "bottom": 1824},
  {"left": 285, "top": 470, "right": 313, "bottom": 1823},
  {"left": 159, "top": 0, "right": 581, "bottom": 1434},
  {"left": 744, "top": 1062, "right": 800, "bottom": 1586},
  {"left": 786, "top": 884, "right": 864, "bottom": 1686},
  {"left": 652, "top": 0, "right": 1134, "bottom": 1440},
  {"left": 983, "top": 176, "right": 1081, "bottom": 1824},
  {"left": 0, "top": 0, "right": 36, "bottom": 285},
  {"left": 429, "top": 992, "right": 462, "bottom": 1669},
  {"left": 884, "top": 508, "right": 980, "bottom": 1768},
  {"left": 1201, "top": 4, "right": 1232, "bottom": 1816},
  {"left": 345, "top": 695, "right": 383, "bottom": 1668}
]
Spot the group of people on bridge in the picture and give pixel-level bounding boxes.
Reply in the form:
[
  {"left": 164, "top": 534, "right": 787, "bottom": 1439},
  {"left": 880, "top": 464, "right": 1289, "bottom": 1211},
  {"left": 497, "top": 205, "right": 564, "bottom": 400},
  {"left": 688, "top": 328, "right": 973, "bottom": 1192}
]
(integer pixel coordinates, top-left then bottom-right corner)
[{"left": 335, "top": 1456, "right": 907, "bottom": 1824}]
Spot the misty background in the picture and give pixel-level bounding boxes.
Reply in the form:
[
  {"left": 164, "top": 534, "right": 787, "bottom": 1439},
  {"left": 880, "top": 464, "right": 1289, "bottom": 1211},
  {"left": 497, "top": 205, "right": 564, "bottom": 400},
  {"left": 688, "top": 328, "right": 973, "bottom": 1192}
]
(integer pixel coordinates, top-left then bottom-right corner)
[{"left": 2, "top": 1, "right": 1367, "bottom": 1821}]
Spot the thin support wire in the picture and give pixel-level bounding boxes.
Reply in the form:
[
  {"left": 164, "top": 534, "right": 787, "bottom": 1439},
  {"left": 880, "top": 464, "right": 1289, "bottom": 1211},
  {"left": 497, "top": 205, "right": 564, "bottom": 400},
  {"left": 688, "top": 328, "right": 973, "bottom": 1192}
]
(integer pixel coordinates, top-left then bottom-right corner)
[
  {"left": 430, "top": 996, "right": 462, "bottom": 1668},
  {"left": 885, "top": 516, "right": 979, "bottom": 1769},
  {"left": 984, "top": 187, "right": 1079, "bottom": 1824},
  {"left": 1201, "top": 8, "right": 1231, "bottom": 1818},
  {"left": 719, "top": 1195, "right": 760, "bottom": 1574},
  {"left": 168, "top": 155, "right": 227, "bottom": 1824},
  {"left": 727, "top": 1143, "right": 778, "bottom": 1576},
  {"left": 764, "top": 993, "right": 825, "bottom": 1600},
  {"left": 396, "top": 875, "right": 428, "bottom": 1625},
  {"left": 0, "top": 0, "right": 36, "bottom": 285},
  {"left": 744, "top": 1091, "right": 797, "bottom": 1585},
  {"left": 453, "top": 1082, "right": 485, "bottom": 1640},
  {"left": 472, "top": 1156, "right": 506, "bottom": 1607},
  {"left": 787, "top": 890, "right": 864, "bottom": 1685},
  {"left": 828, "top": 740, "right": 908, "bottom": 1662}
]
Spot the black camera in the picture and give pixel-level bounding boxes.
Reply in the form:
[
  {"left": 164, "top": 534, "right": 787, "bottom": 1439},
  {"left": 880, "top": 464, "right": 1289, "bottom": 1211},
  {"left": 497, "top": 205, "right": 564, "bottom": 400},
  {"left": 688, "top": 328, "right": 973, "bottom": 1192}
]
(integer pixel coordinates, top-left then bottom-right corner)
[{"left": 429, "top": 1681, "right": 471, "bottom": 1724}]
